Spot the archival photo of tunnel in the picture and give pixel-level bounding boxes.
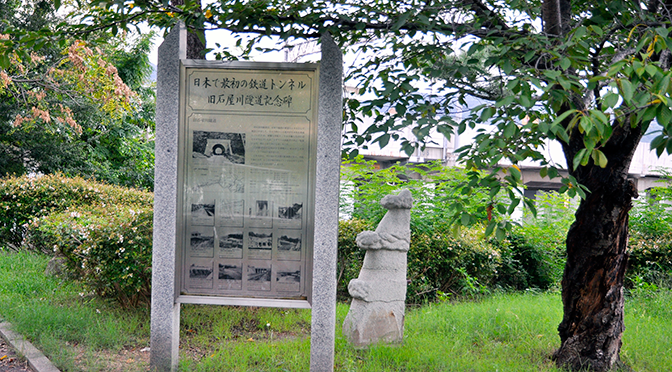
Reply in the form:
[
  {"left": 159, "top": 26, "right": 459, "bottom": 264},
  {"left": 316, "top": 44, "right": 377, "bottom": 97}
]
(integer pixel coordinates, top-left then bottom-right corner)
[
  {"left": 216, "top": 228, "right": 243, "bottom": 259},
  {"left": 217, "top": 261, "right": 242, "bottom": 290},
  {"left": 246, "top": 262, "right": 271, "bottom": 291},
  {"left": 277, "top": 232, "right": 301, "bottom": 261},
  {"left": 186, "top": 260, "right": 214, "bottom": 289},
  {"left": 248, "top": 200, "right": 273, "bottom": 228},
  {"left": 192, "top": 131, "right": 246, "bottom": 164},
  {"left": 275, "top": 262, "right": 301, "bottom": 293},
  {"left": 216, "top": 199, "right": 244, "bottom": 227},
  {"left": 190, "top": 199, "right": 215, "bottom": 226},
  {"left": 189, "top": 226, "right": 215, "bottom": 257},
  {"left": 277, "top": 202, "right": 303, "bottom": 229},
  {"left": 248, "top": 231, "right": 272, "bottom": 260}
]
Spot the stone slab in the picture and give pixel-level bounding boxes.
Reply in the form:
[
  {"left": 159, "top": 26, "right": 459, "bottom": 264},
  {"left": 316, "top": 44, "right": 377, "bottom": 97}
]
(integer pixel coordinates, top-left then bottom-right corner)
[
  {"left": 150, "top": 22, "right": 186, "bottom": 372},
  {"left": 309, "top": 32, "right": 343, "bottom": 372}
]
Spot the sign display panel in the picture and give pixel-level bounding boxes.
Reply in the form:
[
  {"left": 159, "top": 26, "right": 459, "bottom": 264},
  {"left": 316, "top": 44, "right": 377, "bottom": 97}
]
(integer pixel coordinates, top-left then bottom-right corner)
[{"left": 177, "top": 61, "right": 318, "bottom": 304}]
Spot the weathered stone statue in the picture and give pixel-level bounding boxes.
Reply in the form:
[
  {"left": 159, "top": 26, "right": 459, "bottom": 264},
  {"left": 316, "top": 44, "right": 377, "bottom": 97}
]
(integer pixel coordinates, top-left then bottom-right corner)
[{"left": 342, "top": 189, "right": 413, "bottom": 348}]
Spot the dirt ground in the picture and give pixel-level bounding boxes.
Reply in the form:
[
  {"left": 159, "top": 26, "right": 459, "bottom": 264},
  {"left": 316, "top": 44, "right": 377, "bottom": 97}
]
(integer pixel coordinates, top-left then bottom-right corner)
[{"left": 0, "top": 338, "right": 33, "bottom": 372}]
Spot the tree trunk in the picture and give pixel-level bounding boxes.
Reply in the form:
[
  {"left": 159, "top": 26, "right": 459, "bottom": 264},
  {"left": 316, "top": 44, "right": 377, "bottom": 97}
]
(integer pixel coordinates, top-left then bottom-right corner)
[{"left": 554, "top": 122, "right": 643, "bottom": 371}]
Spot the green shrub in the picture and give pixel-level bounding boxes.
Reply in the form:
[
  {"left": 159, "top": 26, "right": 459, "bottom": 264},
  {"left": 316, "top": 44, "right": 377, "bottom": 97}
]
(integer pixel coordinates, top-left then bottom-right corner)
[
  {"left": 408, "top": 226, "right": 499, "bottom": 302},
  {"left": 338, "top": 219, "right": 500, "bottom": 303},
  {"left": 0, "top": 173, "right": 152, "bottom": 248},
  {"left": 337, "top": 219, "right": 371, "bottom": 301},
  {"left": 628, "top": 231, "right": 672, "bottom": 288},
  {"left": 26, "top": 203, "right": 153, "bottom": 307},
  {"left": 626, "top": 188, "right": 672, "bottom": 289},
  {"left": 494, "top": 233, "right": 564, "bottom": 290}
]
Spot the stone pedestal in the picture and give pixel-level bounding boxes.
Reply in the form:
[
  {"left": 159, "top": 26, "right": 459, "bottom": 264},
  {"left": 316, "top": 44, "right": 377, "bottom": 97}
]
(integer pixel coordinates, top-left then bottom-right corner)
[{"left": 342, "top": 189, "right": 413, "bottom": 348}]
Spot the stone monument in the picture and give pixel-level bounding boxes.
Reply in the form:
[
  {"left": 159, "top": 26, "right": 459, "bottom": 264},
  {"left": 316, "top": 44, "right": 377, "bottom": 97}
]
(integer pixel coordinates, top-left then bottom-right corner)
[{"left": 342, "top": 189, "right": 413, "bottom": 348}]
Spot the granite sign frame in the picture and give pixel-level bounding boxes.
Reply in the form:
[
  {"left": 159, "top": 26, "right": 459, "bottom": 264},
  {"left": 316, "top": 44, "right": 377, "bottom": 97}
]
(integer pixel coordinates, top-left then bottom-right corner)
[{"left": 175, "top": 60, "right": 318, "bottom": 308}]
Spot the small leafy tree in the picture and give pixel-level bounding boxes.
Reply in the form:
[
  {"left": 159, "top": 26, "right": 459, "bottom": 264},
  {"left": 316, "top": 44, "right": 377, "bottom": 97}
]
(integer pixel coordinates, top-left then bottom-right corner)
[{"left": 0, "top": 1, "right": 155, "bottom": 189}]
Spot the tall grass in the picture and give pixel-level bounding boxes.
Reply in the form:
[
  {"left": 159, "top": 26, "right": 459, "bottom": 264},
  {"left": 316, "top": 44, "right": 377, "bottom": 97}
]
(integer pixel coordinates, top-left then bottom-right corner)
[{"left": 1, "top": 250, "right": 670, "bottom": 371}]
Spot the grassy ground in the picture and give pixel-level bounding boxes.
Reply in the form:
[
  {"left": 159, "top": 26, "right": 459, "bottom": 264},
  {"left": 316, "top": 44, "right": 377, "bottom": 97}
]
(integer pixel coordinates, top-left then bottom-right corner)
[{"left": 0, "top": 250, "right": 670, "bottom": 371}]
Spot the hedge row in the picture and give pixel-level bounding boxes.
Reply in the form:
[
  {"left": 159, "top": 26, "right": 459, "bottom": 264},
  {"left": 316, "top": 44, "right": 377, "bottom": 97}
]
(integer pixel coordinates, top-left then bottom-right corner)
[
  {"left": 337, "top": 219, "right": 565, "bottom": 303},
  {"left": 0, "top": 173, "right": 152, "bottom": 247}
]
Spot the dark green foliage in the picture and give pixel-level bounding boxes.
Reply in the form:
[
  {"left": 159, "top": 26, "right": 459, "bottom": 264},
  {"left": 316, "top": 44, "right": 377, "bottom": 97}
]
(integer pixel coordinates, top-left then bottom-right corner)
[
  {"left": 627, "top": 189, "right": 672, "bottom": 289},
  {"left": 0, "top": 174, "right": 152, "bottom": 248},
  {"left": 337, "top": 219, "right": 370, "bottom": 301},
  {"left": 494, "top": 234, "right": 564, "bottom": 291}
]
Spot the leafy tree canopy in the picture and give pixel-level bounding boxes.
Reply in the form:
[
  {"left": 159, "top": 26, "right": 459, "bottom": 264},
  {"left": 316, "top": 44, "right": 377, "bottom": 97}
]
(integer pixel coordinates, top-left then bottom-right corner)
[{"left": 0, "top": 0, "right": 156, "bottom": 189}]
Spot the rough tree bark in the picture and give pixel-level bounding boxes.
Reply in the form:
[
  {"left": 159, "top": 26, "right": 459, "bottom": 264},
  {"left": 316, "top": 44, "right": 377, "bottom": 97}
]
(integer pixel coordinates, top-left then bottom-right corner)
[{"left": 554, "top": 120, "right": 643, "bottom": 371}]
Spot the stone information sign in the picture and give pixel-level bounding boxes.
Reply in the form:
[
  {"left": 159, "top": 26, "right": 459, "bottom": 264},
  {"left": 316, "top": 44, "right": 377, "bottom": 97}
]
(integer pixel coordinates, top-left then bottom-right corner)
[{"left": 177, "top": 62, "right": 318, "bottom": 304}]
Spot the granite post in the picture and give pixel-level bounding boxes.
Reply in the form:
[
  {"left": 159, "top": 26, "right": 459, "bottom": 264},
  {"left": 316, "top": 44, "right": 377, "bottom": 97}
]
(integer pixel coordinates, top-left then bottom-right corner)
[
  {"left": 309, "top": 32, "right": 342, "bottom": 372},
  {"left": 150, "top": 23, "right": 186, "bottom": 372},
  {"left": 343, "top": 189, "right": 413, "bottom": 348}
]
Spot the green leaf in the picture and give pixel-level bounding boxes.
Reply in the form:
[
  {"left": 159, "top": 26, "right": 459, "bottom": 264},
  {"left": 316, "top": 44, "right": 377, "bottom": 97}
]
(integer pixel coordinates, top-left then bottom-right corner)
[
  {"left": 503, "top": 122, "right": 516, "bottom": 138},
  {"left": 560, "top": 57, "right": 571, "bottom": 71},
  {"left": 484, "top": 220, "right": 496, "bottom": 236},
  {"left": 657, "top": 106, "right": 672, "bottom": 127},
  {"left": 495, "top": 227, "right": 506, "bottom": 241},
  {"left": 460, "top": 213, "right": 471, "bottom": 226},
  {"left": 552, "top": 109, "right": 578, "bottom": 127},
  {"left": 573, "top": 148, "right": 587, "bottom": 170},
  {"left": 480, "top": 107, "right": 496, "bottom": 122},
  {"left": 548, "top": 167, "right": 559, "bottom": 179},
  {"left": 592, "top": 149, "right": 608, "bottom": 168},
  {"left": 495, "top": 96, "right": 515, "bottom": 107},
  {"left": 507, "top": 198, "right": 521, "bottom": 214},
  {"left": 589, "top": 109, "right": 609, "bottom": 125},
  {"left": 620, "top": 80, "right": 634, "bottom": 103},
  {"left": 602, "top": 92, "right": 619, "bottom": 109},
  {"left": 377, "top": 133, "right": 390, "bottom": 148}
]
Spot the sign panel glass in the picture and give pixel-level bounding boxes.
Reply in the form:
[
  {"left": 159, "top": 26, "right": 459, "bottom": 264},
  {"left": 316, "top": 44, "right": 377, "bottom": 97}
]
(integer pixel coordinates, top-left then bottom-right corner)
[{"left": 177, "top": 62, "right": 318, "bottom": 304}]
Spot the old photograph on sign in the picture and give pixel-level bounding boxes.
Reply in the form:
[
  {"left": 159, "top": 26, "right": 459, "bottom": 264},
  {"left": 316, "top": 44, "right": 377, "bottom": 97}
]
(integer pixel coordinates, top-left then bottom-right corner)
[
  {"left": 189, "top": 226, "right": 215, "bottom": 257},
  {"left": 217, "top": 199, "right": 244, "bottom": 227},
  {"left": 216, "top": 227, "right": 243, "bottom": 259},
  {"left": 277, "top": 202, "right": 303, "bottom": 229},
  {"left": 191, "top": 199, "right": 215, "bottom": 226},
  {"left": 275, "top": 262, "right": 301, "bottom": 293},
  {"left": 192, "top": 131, "right": 246, "bottom": 164},
  {"left": 277, "top": 232, "right": 301, "bottom": 261},
  {"left": 247, "top": 262, "right": 271, "bottom": 291},
  {"left": 217, "top": 261, "right": 243, "bottom": 290},
  {"left": 188, "top": 260, "right": 214, "bottom": 289},
  {"left": 248, "top": 230, "right": 272, "bottom": 260}
]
